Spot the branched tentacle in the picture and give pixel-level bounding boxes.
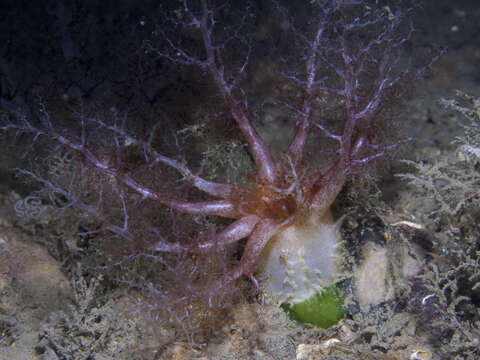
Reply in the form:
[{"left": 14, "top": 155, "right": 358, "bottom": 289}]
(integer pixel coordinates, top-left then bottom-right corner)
[
  {"left": 14, "top": 168, "right": 137, "bottom": 242},
  {"left": 120, "top": 174, "right": 239, "bottom": 218},
  {"left": 211, "top": 217, "right": 288, "bottom": 293},
  {"left": 151, "top": 214, "right": 260, "bottom": 253},
  {"left": 196, "top": 0, "right": 277, "bottom": 184},
  {"left": 11, "top": 118, "right": 241, "bottom": 218},
  {"left": 286, "top": 19, "right": 326, "bottom": 166},
  {"left": 87, "top": 117, "right": 236, "bottom": 199}
]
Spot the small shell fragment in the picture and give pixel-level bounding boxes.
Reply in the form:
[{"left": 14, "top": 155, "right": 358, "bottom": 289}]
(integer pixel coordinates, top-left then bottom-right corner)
[
  {"left": 410, "top": 348, "right": 432, "bottom": 360},
  {"left": 391, "top": 221, "right": 425, "bottom": 230},
  {"left": 321, "top": 337, "right": 341, "bottom": 347}
]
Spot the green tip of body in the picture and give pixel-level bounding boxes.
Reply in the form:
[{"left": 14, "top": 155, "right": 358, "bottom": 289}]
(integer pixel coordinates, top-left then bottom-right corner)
[{"left": 281, "top": 284, "right": 344, "bottom": 329}]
